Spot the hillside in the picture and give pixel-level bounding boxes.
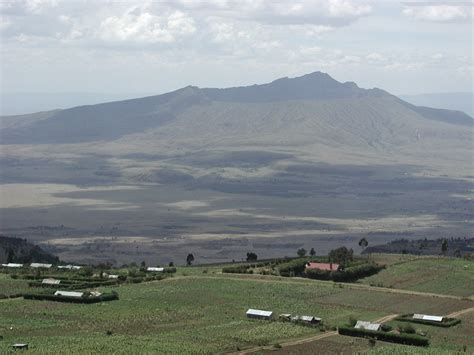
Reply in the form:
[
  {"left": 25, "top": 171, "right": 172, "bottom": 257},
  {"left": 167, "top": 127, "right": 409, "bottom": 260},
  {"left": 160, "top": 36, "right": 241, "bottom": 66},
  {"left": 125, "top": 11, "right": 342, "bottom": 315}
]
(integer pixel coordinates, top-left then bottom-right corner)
[{"left": 0, "top": 235, "right": 59, "bottom": 264}]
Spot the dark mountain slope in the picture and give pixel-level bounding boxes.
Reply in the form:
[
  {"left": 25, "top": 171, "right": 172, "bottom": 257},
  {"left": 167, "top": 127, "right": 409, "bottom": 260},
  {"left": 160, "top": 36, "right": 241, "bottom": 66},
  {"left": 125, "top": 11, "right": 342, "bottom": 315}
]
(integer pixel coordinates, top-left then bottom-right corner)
[{"left": 0, "top": 235, "right": 59, "bottom": 264}]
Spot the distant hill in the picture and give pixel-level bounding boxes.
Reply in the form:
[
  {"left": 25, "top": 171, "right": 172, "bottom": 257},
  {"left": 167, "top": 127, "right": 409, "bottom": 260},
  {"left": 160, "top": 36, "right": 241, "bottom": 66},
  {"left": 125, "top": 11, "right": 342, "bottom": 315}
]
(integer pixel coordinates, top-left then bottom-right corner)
[
  {"left": 0, "top": 235, "right": 59, "bottom": 264},
  {"left": 400, "top": 92, "right": 473, "bottom": 117}
]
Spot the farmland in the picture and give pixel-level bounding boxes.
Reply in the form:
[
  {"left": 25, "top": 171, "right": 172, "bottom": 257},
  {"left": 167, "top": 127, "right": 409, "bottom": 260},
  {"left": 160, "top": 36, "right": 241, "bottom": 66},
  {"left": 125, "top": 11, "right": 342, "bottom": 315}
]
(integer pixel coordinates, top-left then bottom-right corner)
[
  {"left": 1, "top": 257, "right": 473, "bottom": 354},
  {"left": 360, "top": 256, "right": 474, "bottom": 297}
]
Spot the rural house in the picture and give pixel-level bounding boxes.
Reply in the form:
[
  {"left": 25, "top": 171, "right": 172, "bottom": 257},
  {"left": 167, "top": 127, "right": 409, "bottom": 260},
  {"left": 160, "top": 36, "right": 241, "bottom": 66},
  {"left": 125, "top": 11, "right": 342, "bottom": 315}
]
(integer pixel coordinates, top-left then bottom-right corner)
[
  {"left": 54, "top": 291, "right": 84, "bottom": 298},
  {"left": 305, "top": 262, "right": 340, "bottom": 271},
  {"left": 42, "top": 278, "right": 61, "bottom": 285},
  {"left": 354, "top": 320, "right": 381, "bottom": 331},
  {"left": 246, "top": 309, "right": 273, "bottom": 320},
  {"left": 413, "top": 314, "right": 444, "bottom": 322},
  {"left": 147, "top": 267, "right": 164, "bottom": 272},
  {"left": 292, "top": 315, "right": 322, "bottom": 324},
  {"left": 30, "top": 263, "right": 53, "bottom": 269},
  {"left": 1, "top": 263, "right": 23, "bottom": 268}
]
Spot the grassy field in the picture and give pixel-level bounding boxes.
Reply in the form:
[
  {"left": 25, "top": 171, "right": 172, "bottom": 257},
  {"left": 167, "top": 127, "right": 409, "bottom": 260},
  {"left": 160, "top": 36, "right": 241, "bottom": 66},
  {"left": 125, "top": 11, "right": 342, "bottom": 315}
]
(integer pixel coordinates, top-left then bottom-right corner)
[
  {"left": 360, "top": 256, "right": 474, "bottom": 297},
  {"left": 1, "top": 269, "right": 473, "bottom": 354},
  {"left": 0, "top": 273, "right": 31, "bottom": 297}
]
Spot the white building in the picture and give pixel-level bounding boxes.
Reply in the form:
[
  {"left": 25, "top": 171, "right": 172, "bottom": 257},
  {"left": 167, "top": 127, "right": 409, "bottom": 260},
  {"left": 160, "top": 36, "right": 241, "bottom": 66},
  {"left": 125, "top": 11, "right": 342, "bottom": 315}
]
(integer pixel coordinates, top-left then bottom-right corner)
[
  {"left": 354, "top": 320, "right": 381, "bottom": 331},
  {"left": 30, "top": 263, "right": 53, "bottom": 269},
  {"left": 246, "top": 309, "right": 273, "bottom": 320},
  {"left": 54, "top": 291, "right": 84, "bottom": 298},
  {"left": 108, "top": 274, "right": 119, "bottom": 279},
  {"left": 413, "top": 314, "right": 444, "bottom": 322},
  {"left": 1, "top": 263, "right": 23, "bottom": 268},
  {"left": 146, "top": 267, "right": 164, "bottom": 272},
  {"left": 42, "top": 278, "right": 61, "bottom": 285}
]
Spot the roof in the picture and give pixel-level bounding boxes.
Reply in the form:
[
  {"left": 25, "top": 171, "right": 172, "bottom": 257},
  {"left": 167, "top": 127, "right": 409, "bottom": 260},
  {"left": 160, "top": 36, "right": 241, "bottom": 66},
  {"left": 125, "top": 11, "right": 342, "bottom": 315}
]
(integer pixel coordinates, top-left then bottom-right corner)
[
  {"left": 147, "top": 267, "right": 164, "bottom": 272},
  {"left": 305, "top": 262, "right": 339, "bottom": 271},
  {"left": 42, "top": 278, "right": 61, "bottom": 285},
  {"left": 355, "top": 321, "right": 381, "bottom": 331},
  {"left": 413, "top": 314, "right": 443, "bottom": 322},
  {"left": 246, "top": 309, "right": 273, "bottom": 317},
  {"left": 298, "top": 315, "right": 322, "bottom": 322},
  {"left": 58, "top": 265, "right": 82, "bottom": 270},
  {"left": 108, "top": 274, "right": 119, "bottom": 279},
  {"left": 1, "top": 263, "right": 23, "bottom": 268},
  {"left": 54, "top": 291, "right": 84, "bottom": 298},
  {"left": 30, "top": 263, "right": 52, "bottom": 268}
]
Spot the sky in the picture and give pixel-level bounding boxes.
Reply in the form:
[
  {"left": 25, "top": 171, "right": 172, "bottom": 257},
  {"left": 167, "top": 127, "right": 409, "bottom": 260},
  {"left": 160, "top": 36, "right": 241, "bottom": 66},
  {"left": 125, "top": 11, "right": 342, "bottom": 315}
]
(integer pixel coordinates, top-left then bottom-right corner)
[{"left": 0, "top": 0, "right": 472, "bottom": 100}]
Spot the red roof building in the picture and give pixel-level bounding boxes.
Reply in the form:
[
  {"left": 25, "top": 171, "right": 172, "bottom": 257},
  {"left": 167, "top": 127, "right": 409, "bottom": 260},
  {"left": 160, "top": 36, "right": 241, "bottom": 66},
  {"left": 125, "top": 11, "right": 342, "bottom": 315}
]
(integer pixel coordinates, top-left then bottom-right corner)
[{"left": 305, "top": 262, "right": 340, "bottom": 271}]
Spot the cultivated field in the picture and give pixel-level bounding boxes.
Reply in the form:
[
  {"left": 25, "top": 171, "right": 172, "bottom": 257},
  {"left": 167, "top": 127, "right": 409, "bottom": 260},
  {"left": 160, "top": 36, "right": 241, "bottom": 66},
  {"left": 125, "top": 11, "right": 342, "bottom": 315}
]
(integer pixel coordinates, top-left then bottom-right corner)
[{"left": 1, "top": 261, "right": 473, "bottom": 354}]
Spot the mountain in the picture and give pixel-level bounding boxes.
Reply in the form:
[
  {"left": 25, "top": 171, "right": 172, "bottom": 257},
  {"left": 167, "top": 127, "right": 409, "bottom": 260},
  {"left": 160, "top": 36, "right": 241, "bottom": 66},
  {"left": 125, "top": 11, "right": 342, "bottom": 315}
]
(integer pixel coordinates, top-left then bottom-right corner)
[
  {"left": 401, "top": 92, "right": 474, "bottom": 117},
  {"left": 1, "top": 71, "right": 471, "bottom": 146}
]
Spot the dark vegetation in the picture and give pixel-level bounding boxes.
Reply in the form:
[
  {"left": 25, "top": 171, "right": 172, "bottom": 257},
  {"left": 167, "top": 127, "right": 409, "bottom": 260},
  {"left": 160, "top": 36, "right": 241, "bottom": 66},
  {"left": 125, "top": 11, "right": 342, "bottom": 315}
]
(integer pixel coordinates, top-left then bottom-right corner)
[
  {"left": 23, "top": 291, "right": 119, "bottom": 303},
  {"left": 338, "top": 326, "right": 429, "bottom": 347},
  {"left": 395, "top": 314, "right": 462, "bottom": 328},
  {"left": 0, "top": 235, "right": 59, "bottom": 264},
  {"left": 364, "top": 237, "right": 474, "bottom": 258}
]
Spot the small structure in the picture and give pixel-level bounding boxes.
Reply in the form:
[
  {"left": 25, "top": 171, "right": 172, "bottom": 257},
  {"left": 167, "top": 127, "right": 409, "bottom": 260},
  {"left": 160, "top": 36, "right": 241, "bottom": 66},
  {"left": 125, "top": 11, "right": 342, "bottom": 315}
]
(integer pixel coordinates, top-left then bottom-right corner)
[
  {"left": 58, "top": 264, "right": 82, "bottom": 270},
  {"left": 42, "top": 278, "right": 61, "bottom": 285},
  {"left": 54, "top": 291, "right": 84, "bottom": 298},
  {"left": 108, "top": 274, "right": 119, "bottom": 279},
  {"left": 12, "top": 343, "right": 28, "bottom": 350},
  {"left": 246, "top": 309, "right": 273, "bottom": 320},
  {"left": 147, "top": 267, "right": 164, "bottom": 272},
  {"left": 413, "top": 314, "right": 444, "bottom": 322},
  {"left": 30, "top": 263, "right": 53, "bottom": 269},
  {"left": 90, "top": 291, "right": 102, "bottom": 297},
  {"left": 292, "top": 315, "right": 321, "bottom": 324},
  {"left": 354, "top": 320, "right": 381, "bottom": 331},
  {"left": 305, "top": 262, "right": 340, "bottom": 271},
  {"left": 279, "top": 313, "right": 292, "bottom": 321},
  {"left": 1, "top": 263, "right": 23, "bottom": 268}
]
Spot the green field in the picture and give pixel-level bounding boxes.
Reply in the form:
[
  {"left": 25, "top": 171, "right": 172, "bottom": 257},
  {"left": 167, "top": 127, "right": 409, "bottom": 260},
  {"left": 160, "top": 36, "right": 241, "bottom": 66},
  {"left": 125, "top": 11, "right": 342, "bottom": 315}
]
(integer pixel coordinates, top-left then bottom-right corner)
[
  {"left": 360, "top": 256, "right": 474, "bottom": 297},
  {"left": 1, "top": 269, "right": 473, "bottom": 354},
  {"left": 0, "top": 273, "right": 31, "bottom": 297}
]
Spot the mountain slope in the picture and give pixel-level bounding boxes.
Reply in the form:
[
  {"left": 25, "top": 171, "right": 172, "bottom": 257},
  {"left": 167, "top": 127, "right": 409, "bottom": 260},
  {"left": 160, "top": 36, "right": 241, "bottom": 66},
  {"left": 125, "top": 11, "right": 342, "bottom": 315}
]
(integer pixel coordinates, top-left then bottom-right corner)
[{"left": 1, "top": 71, "right": 471, "bottom": 146}]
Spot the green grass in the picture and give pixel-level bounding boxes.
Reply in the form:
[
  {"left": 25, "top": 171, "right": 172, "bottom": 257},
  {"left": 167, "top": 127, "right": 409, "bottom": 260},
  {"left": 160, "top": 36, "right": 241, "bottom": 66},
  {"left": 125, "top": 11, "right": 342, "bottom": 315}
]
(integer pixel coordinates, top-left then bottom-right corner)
[
  {"left": 0, "top": 273, "right": 31, "bottom": 297},
  {"left": 360, "top": 257, "right": 474, "bottom": 297}
]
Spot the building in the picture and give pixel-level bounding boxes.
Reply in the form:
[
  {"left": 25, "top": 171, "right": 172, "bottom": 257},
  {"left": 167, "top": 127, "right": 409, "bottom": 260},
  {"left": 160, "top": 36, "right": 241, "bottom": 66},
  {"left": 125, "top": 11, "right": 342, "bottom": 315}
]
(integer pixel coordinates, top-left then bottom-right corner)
[
  {"left": 1, "top": 263, "right": 23, "bottom": 268},
  {"left": 30, "top": 263, "right": 53, "bottom": 269},
  {"left": 58, "top": 265, "right": 82, "bottom": 270},
  {"left": 354, "top": 320, "right": 381, "bottom": 331},
  {"left": 146, "top": 267, "right": 164, "bottom": 272},
  {"left": 54, "top": 291, "right": 84, "bottom": 298},
  {"left": 246, "top": 309, "right": 273, "bottom": 320},
  {"left": 108, "top": 274, "right": 119, "bottom": 279},
  {"left": 42, "top": 278, "right": 61, "bottom": 285},
  {"left": 292, "top": 315, "right": 322, "bottom": 324},
  {"left": 305, "top": 262, "right": 340, "bottom": 271},
  {"left": 413, "top": 314, "right": 444, "bottom": 322}
]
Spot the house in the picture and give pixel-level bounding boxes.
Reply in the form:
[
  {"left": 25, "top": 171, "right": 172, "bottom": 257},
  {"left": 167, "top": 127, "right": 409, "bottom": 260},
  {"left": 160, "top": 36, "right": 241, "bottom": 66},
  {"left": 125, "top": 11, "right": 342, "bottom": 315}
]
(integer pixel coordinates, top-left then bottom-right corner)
[
  {"left": 292, "top": 315, "right": 322, "bottom": 324},
  {"left": 90, "top": 291, "right": 102, "bottom": 297},
  {"left": 279, "top": 313, "right": 292, "bottom": 321},
  {"left": 30, "top": 263, "right": 53, "bottom": 269},
  {"left": 305, "top": 262, "right": 340, "bottom": 271},
  {"left": 54, "top": 291, "right": 84, "bottom": 298},
  {"left": 354, "top": 320, "right": 381, "bottom": 331},
  {"left": 108, "top": 274, "right": 119, "bottom": 279},
  {"left": 58, "top": 264, "right": 82, "bottom": 270},
  {"left": 246, "top": 309, "right": 273, "bottom": 320},
  {"left": 1, "top": 263, "right": 23, "bottom": 268},
  {"left": 413, "top": 314, "right": 444, "bottom": 322},
  {"left": 12, "top": 344, "right": 28, "bottom": 350},
  {"left": 42, "top": 278, "right": 61, "bottom": 285},
  {"left": 147, "top": 267, "right": 164, "bottom": 272}
]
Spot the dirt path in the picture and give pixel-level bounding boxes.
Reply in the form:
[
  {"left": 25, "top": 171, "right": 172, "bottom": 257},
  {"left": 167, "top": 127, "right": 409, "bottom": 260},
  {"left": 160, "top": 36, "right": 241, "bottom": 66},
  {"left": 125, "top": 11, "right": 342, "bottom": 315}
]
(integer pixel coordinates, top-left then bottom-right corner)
[
  {"left": 0, "top": 297, "right": 22, "bottom": 303},
  {"left": 447, "top": 307, "right": 474, "bottom": 318}
]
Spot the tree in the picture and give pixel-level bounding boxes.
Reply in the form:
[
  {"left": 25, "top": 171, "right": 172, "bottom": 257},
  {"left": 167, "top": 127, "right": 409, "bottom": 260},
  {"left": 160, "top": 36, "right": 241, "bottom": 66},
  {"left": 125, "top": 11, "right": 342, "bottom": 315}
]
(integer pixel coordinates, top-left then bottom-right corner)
[
  {"left": 309, "top": 248, "right": 316, "bottom": 257},
  {"left": 358, "top": 238, "right": 368, "bottom": 250},
  {"left": 186, "top": 253, "right": 195, "bottom": 266},
  {"left": 328, "top": 246, "right": 353, "bottom": 265},
  {"left": 246, "top": 252, "right": 258, "bottom": 262},
  {"left": 168, "top": 261, "right": 174, "bottom": 267},
  {"left": 441, "top": 239, "right": 448, "bottom": 255},
  {"left": 454, "top": 249, "right": 461, "bottom": 258},
  {"left": 140, "top": 260, "right": 146, "bottom": 268},
  {"left": 297, "top": 248, "right": 307, "bottom": 257}
]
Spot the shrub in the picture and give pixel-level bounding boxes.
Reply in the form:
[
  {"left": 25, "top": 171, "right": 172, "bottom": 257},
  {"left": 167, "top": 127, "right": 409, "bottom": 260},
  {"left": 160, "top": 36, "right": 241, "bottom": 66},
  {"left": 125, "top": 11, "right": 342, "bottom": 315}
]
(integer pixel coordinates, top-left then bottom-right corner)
[
  {"left": 277, "top": 258, "right": 308, "bottom": 276},
  {"left": 222, "top": 265, "right": 251, "bottom": 274},
  {"left": 338, "top": 326, "right": 429, "bottom": 346},
  {"left": 400, "top": 324, "right": 416, "bottom": 334}
]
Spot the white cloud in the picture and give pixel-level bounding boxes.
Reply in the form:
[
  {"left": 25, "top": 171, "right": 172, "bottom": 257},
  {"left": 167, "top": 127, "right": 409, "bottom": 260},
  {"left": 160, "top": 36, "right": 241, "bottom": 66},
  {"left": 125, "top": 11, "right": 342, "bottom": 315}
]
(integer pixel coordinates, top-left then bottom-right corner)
[
  {"left": 98, "top": 10, "right": 196, "bottom": 44},
  {"left": 402, "top": 4, "right": 472, "bottom": 22},
  {"left": 366, "top": 52, "right": 386, "bottom": 62}
]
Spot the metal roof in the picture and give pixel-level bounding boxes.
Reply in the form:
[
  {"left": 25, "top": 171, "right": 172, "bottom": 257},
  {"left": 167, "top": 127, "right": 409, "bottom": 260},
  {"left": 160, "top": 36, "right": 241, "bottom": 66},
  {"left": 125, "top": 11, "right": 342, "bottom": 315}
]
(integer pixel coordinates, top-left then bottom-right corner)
[
  {"left": 1, "top": 263, "right": 23, "bottom": 268},
  {"left": 246, "top": 309, "right": 273, "bottom": 317},
  {"left": 58, "top": 265, "right": 82, "bottom": 270},
  {"left": 413, "top": 314, "right": 443, "bottom": 322},
  {"left": 30, "top": 263, "right": 52, "bottom": 268},
  {"left": 54, "top": 291, "right": 84, "bottom": 298},
  {"left": 147, "top": 267, "right": 164, "bottom": 272},
  {"left": 108, "top": 274, "right": 119, "bottom": 279},
  {"left": 42, "top": 278, "right": 61, "bottom": 285},
  {"left": 355, "top": 320, "right": 381, "bottom": 331}
]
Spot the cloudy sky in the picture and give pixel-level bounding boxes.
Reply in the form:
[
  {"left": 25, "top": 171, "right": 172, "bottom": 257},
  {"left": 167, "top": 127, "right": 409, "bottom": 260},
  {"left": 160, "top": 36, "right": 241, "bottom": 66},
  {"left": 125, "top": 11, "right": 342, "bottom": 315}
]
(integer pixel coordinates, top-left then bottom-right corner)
[{"left": 0, "top": 0, "right": 472, "bottom": 100}]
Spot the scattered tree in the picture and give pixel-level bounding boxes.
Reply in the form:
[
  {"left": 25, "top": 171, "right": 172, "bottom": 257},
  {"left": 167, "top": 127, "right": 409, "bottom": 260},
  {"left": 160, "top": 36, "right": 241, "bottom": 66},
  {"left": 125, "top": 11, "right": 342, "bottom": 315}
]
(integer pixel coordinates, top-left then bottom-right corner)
[
  {"left": 441, "top": 239, "right": 448, "bottom": 255},
  {"left": 358, "top": 238, "right": 368, "bottom": 250},
  {"left": 140, "top": 260, "right": 146, "bottom": 268},
  {"left": 297, "top": 248, "right": 307, "bottom": 257},
  {"left": 186, "top": 253, "right": 195, "bottom": 266},
  {"left": 328, "top": 246, "right": 353, "bottom": 266},
  {"left": 168, "top": 261, "right": 174, "bottom": 267},
  {"left": 246, "top": 252, "right": 258, "bottom": 262},
  {"left": 309, "top": 248, "right": 316, "bottom": 257},
  {"left": 454, "top": 249, "right": 462, "bottom": 258}
]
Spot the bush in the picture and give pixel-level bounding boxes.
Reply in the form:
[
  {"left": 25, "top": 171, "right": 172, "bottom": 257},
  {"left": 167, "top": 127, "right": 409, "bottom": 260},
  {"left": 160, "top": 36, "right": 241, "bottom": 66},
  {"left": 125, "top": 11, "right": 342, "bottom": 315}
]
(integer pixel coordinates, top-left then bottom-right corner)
[
  {"left": 400, "top": 324, "right": 416, "bottom": 334},
  {"left": 306, "top": 263, "right": 384, "bottom": 282},
  {"left": 277, "top": 258, "right": 308, "bottom": 276},
  {"left": 222, "top": 265, "right": 252, "bottom": 274},
  {"left": 24, "top": 291, "right": 119, "bottom": 304},
  {"left": 395, "top": 314, "right": 461, "bottom": 328},
  {"left": 338, "top": 326, "right": 429, "bottom": 346}
]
